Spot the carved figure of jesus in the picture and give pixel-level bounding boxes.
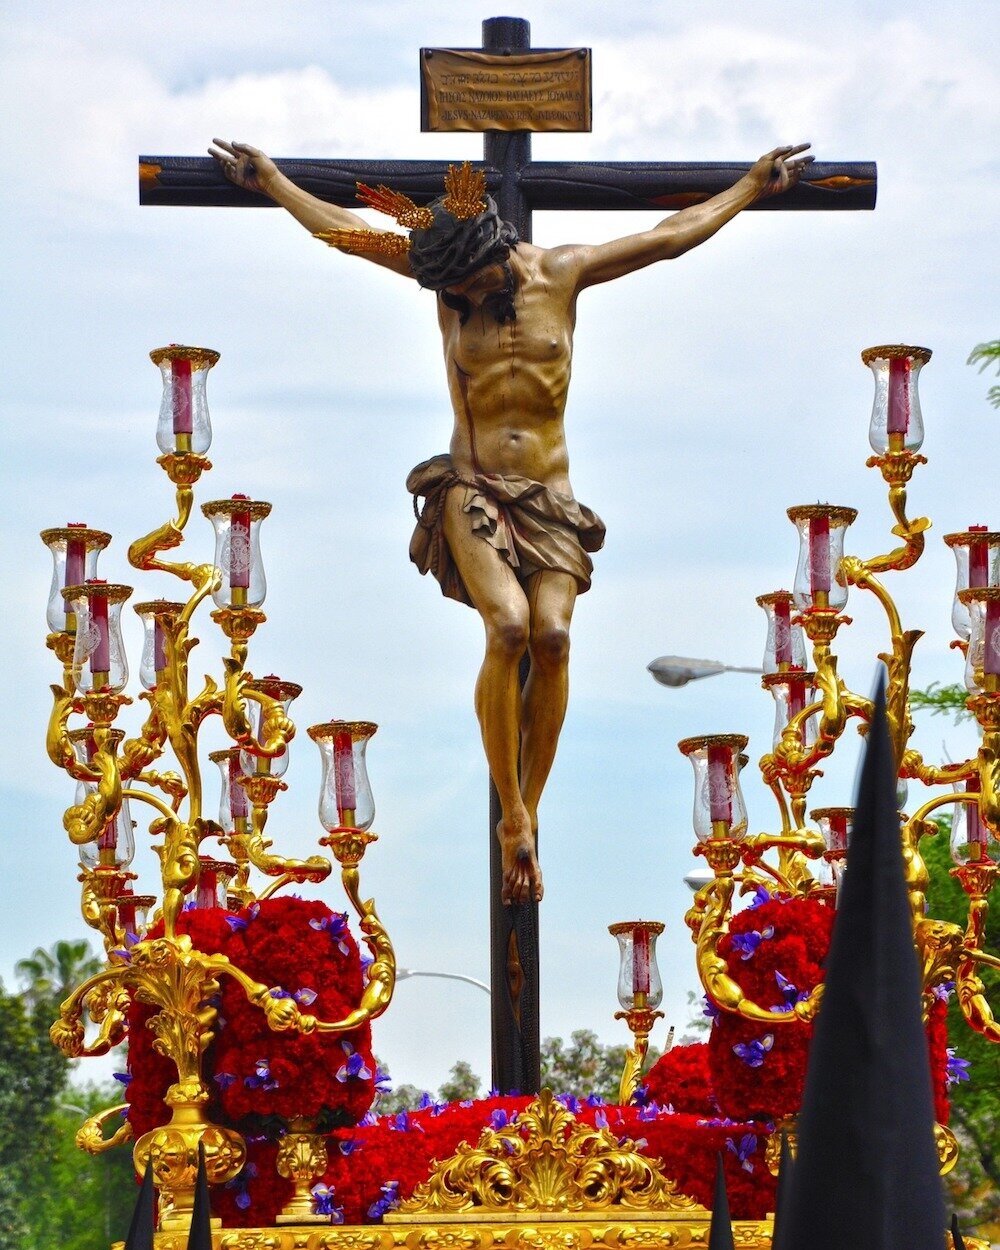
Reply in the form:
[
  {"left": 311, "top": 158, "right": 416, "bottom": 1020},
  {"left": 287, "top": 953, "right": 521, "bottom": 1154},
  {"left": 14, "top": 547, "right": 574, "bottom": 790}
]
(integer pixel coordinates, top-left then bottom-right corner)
[{"left": 210, "top": 139, "right": 812, "bottom": 906}]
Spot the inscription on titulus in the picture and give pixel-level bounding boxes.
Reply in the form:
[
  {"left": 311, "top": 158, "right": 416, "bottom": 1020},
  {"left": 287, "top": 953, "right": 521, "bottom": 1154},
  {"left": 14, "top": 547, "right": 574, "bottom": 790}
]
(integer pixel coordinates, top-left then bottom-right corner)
[{"left": 420, "top": 49, "right": 592, "bottom": 133}]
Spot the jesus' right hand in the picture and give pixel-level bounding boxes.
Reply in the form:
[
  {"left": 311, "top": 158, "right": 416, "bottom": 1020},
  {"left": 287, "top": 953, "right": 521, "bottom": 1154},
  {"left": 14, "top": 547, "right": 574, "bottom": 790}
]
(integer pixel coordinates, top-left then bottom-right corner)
[{"left": 209, "top": 139, "right": 280, "bottom": 196}]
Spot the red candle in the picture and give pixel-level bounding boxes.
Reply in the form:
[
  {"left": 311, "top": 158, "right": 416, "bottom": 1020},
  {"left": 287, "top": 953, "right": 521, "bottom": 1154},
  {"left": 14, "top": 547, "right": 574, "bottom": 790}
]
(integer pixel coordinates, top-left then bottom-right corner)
[
  {"left": 830, "top": 815, "right": 849, "bottom": 854},
  {"left": 117, "top": 890, "right": 137, "bottom": 931},
  {"left": 774, "top": 597, "right": 792, "bottom": 665},
  {"left": 89, "top": 585, "right": 110, "bottom": 674},
  {"left": 969, "top": 526, "right": 989, "bottom": 588},
  {"left": 98, "top": 818, "right": 117, "bottom": 853},
  {"left": 171, "top": 358, "right": 193, "bottom": 437},
  {"left": 965, "top": 777, "right": 984, "bottom": 852},
  {"left": 65, "top": 523, "right": 87, "bottom": 586},
  {"left": 809, "top": 516, "right": 831, "bottom": 596},
  {"left": 632, "top": 927, "right": 650, "bottom": 996},
  {"left": 196, "top": 866, "right": 218, "bottom": 910},
  {"left": 229, "top": 755, "right": 248, "bottom": 820},
  {"left": 707, "top": 745, "right": 732, "bottom": 824},
  {"left": 887, "top": 356, "right": 910, "bottom": 435},
  {"left": 153, "top": 617, "right": 167, "bottom": 672},
  {"left": 985, "top": 598, "right": 1000, "bottom": 677},
  {"left": 229, "top": 496, "right": 251, "bottom": 591},
  {"left": 788, "top": 675, "right": 806, "bottom": 720},
  {"left": 334, "top": 730, "right": 357, "bottom": 816}
]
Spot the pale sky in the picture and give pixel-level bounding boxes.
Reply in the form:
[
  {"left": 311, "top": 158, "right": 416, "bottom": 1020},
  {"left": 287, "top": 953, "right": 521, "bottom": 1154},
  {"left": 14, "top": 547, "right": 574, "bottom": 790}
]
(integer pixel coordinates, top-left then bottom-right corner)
[{"left": 2, "top": 1, "right": 997, "bottom": 1093}]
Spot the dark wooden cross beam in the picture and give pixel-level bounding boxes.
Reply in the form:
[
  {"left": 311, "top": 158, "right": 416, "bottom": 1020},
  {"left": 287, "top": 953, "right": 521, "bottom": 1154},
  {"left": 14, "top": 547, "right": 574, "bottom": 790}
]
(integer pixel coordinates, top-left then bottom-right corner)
[{"left": 139, "top": 16, "right": 875, "bottom": 1099}]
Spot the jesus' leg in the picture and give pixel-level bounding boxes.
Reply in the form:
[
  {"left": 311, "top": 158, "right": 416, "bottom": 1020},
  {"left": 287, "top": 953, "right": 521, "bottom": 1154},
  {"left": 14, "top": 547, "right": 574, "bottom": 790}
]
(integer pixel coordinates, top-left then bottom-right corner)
[
  {"left": 520, "top": 571, "right": 578, "bottom": 837},
  {"left": 442, "top": 488, "right": 542, "bottom": 906}
]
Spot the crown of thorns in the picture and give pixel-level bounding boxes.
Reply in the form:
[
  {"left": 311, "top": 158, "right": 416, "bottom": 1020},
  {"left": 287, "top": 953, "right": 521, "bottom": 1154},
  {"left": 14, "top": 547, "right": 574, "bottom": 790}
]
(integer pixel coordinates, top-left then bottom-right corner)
[{"left": 313, "top": 162, "right": 517, "bottom": 288}]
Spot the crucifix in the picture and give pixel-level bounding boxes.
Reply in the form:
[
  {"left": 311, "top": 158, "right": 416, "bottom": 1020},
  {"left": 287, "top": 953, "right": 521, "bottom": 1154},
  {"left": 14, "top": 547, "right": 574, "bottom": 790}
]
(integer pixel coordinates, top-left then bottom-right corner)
[{"left": 140, "top": 15, "right": 875, "bottom": 1097}]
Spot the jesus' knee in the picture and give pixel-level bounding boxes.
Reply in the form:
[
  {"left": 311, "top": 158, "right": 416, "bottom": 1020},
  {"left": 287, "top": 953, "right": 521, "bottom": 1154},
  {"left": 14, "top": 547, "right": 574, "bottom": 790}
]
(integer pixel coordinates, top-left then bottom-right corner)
[
  {"left": 485, "top": 610, "right": 530, "bottom": 661},
  {"left": 529, "top": 622, "right": 570, "bottom": 672}
]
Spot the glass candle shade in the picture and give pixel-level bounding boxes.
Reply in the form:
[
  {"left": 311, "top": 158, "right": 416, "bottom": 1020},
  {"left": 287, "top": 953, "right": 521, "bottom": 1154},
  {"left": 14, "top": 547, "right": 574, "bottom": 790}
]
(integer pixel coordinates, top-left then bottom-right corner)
[
  {"left": 677, "top": 733, "right": 749, "bottom": 841},
  {"left": 756, "top": 590, "right": 807, "bottom": 673},
  {"left": 193, "top": 857, "right": 237, "bottom": 910},
  {"left": 945, "top": 529, "right": 1000, "bottom": 641},
  {"left": 202, "top": 496, "right": 271, "bottom": 610},
  {"left": 41, "top": 525, "right": 111, "bottom": 633},
  {"left": 811, "top": 806, "right": 854, "bottom": 857},
  {"left": 959, "top": 587, "right": 1000, "bottom": 693},
  {"left": 150, "top": 344, "right": 219, "bottom": 456},
  {"left": 309, "top": 720, "right": 378, "bottom": 831},
  {"left": 134, "top": 600, "right": 185, "bottom": 690},
  {"left": 763, "top": 669, "right": 818, "bottom": 749},
  {"left": 609, "top": 920, "right": 664, "bottom": 1011},
  {"left": 788, "top": 505, "right": 857, "bottom": 612},
  {"left": 63, "top": 581, "right": 132, "bottom": 693},
  {"left": 210, "top": 747, "right": 251, "bottom": 832},
  {"left": 114, "top": 890, "right": 156, "bottom": 938},
  {"left": 239, "top": 676, "right": 301, "bottom": 779},
  {"left": 950, "top": 777, "right": 999, "bottom": 865},
  {"left": 861, "top": 344, "right": 931, "bottom": 454}
]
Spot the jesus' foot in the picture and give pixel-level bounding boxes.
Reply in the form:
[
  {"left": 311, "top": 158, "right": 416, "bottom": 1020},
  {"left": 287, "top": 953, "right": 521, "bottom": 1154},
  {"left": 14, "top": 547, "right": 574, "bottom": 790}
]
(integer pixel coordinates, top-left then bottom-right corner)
[{"left": 497, "top": 815, "right": 543, "bottom": 906}]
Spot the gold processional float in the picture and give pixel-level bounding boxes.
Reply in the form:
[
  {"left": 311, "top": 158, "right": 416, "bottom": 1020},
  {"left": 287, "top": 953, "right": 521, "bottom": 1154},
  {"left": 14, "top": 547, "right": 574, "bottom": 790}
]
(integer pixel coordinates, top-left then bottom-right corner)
[{"left": 41, "top": 343, "right": 1000, "bottom": 1247}]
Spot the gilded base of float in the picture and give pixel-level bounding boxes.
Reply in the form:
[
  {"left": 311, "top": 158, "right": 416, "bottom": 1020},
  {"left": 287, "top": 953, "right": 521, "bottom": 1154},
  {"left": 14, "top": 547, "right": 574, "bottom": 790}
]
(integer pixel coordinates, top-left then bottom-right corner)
[{"left": 127, "top": 1212, "right": 775, "bottom": 1250}]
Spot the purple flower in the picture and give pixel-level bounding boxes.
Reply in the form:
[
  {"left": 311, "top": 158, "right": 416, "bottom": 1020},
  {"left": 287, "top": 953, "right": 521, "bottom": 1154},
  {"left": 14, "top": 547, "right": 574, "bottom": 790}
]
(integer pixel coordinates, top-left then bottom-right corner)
[
  {"left": 309, "top": 912, "right": 351, "bottom": 956},
  {"left": 732, "top": 1035, "right": 774, "bottom": 1068},
  {"left": 112, "top": 1071, "right": 132, "bottom": 1086},
  {"left": 224, "top": 1161, "right": 258, "bottom": 1211},
  {"left": 244, "top": 1059, "right": 278, "bottom": 1091},
  {"left": 224, "top": 915, "right": 248, "bottom": 933},
  {"left": 584, "top": 1093, "right": 606, "bottom": 1108},
  {"left": 182, "top": 898, "right": 197, "bottom": 912},
  {"left": 339, "top": 1139, "right": 361, "bottom": 1157},
  {"left": 698, "top": 1116, "right": 738, "bottom": 1128},
  {"left": 932, "top": 981, "right": 955, "bottom": 1004},
  {"left": 946, "top": 1048, "right": 972, "bottom": 1088},
  {"left": 294, "top": 988, "right": 318, "bottom": 1007},
  {"left": 336, "top": 1041, "right": 372, "bottom": 1083},
  {"left": 746, "top": 885, "right": 773, "bottom": 909},
  {"left": 490, "top": 1109, "right": 509, "bottom": 1129},
  {"left": 213, "top": 1072, "right": 238, "bottom": 1090},
  {"left": 557, "top": 1094, "right": 582, "bottom": 1113},
  {"left": 730, "top": 925, "right": 775, "bottom": 961},
  {"left": 637, "top": 1102, "right": 661, "bottom": 1122},
  {"left": 368, "top": 1181, "right": 400, "bottom": 1220},
  {"left": 358, "top": 1110, "right": 379, "bottom": 1127},
  {"left": 726, "top": 1133, "right": 758, "bottom": 1173},
  {"left": 594, "top": 1109, "right": 610, "bottom": 1130},
  {"left": 374, "top": 1068, "right": 393, "bottom": 1098},
  {"left": 771, "top": 971, "right": 809, "bottom": 1013},
  {"left": 703, "top": 996, "right": 722, "bottom": 1023},
  {"left": 311, "top": 1183, "right": 344, "bottom": 1220}
]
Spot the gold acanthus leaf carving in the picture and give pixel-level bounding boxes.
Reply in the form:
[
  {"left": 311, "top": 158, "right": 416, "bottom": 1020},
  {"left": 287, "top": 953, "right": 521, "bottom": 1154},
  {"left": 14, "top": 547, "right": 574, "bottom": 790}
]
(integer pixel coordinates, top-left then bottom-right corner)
[{"left": 397, "top": 1090, "right": 698, "bottom": 1216}]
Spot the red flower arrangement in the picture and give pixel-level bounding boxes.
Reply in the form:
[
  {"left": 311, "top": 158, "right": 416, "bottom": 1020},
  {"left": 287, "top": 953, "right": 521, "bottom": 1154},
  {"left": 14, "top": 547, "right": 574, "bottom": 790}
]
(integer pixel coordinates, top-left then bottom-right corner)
[
  {"left": 925, "top": 992, "right": 951, "bottom": 1125},
  {"left": 319, "top": 1096, "right": 776, "bottom": 1223},
  {"left": 125, "top": 897, "right": 376, "bottom": 1143},
  {"left": 708, "top": 892, "right": 835, "bottom": 1121},
  {"left": 639, "top": 1042, "right": 714, "bottom": 1115}
]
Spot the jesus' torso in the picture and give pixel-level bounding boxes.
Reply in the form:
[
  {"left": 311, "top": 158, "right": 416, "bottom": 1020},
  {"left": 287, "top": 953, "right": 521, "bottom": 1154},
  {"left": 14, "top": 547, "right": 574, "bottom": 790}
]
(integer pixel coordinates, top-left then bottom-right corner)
[{"left": 437, "top": 244, "right": 580, "bottom": 496}]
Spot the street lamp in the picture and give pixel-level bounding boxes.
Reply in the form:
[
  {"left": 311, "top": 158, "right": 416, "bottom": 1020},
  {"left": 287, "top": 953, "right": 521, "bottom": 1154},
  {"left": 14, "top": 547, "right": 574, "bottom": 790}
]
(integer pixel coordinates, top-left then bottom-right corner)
[
  {"left": 647, "top": 655, "right": 762, "bottom": 689},
  {"left": 396, "top": 967, "right": 491, "bottom": 996}
]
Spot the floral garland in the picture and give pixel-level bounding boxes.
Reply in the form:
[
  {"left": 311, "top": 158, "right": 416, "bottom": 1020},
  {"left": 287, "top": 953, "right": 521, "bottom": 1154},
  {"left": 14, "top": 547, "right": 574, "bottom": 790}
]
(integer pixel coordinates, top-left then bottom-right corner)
[
  {"left": 638, "top": 1042, "right": 714, "bottom": 1116},
  {"left": 124, "top": 898, "right": 377, "bottom": 1146}
]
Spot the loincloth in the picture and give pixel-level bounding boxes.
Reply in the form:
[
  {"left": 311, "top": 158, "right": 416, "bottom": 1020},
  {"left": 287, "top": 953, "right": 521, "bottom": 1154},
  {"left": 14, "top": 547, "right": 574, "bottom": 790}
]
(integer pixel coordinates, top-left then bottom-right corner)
[{"left": 406, "top": 453, "right": 606, "bottom": 607}]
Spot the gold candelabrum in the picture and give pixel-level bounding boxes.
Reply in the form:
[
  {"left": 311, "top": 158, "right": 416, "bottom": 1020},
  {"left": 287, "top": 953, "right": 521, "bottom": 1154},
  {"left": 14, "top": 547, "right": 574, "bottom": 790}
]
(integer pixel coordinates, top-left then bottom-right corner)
[
  {"left": 611, "top": 346, "right": 1000, "bottom": 1164},
  {"left": 41, "top": 345, "right": 396, "bottom": 1231}
]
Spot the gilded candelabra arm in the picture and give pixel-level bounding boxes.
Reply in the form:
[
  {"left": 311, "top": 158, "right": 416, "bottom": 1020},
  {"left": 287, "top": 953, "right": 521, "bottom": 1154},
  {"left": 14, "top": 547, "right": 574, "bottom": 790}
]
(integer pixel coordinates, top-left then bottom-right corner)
[
  {"left": 47, "top": 684, "right": 92, "bottom": 778},
  {"left": 122, "top": 786, "right": 184, "bottom": 828},
  {"left": 119, "top": 692, "right": 169, "bottom": 781},
  {"left": 861, "top": 447, "right": 931, "bottom": 576},
  {"left": 840, "top": 555, "right": 923, "bottom": 763},
  {"left": 127, "top": 477, "right": 217, "bottom": 590},
  {"left": 688, "top": 846, "right": 822, "bottom": 1025},
  {"left": 613, "top": 1006, "right": 664, "bottom": 1105},
  {"left": 981, "top": 738, "right": 1000, "bottom": 838},
  {"left": 239, "top": 777, "right": 332, "bottom": 883},
  {"left": 63, "top": 739, "right": 122, "bottom": 848},
  {"left": 221, "top": 656, "right": 255, "bottom": 743},
  {"left": 76, "top": 1104, "right": 134, "bottom": 1155},
  {"left": 153, "top": 818, "right": 201, "bottom": 939},
  {"left": 951, "top": 861, "right": 1000, "bottom": 1042},
  {"left": 900, "top": 748, "right": 977, "bottom": 789},
  {"left": 50, "top": 965, "right": 131, "bottom": 1059}
]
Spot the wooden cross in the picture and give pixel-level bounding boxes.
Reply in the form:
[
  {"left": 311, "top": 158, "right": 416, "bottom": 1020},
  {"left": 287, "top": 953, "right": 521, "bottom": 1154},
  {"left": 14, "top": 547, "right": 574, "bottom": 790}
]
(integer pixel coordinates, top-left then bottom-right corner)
[{"left": 139, "top": 16, "right": 875, "bottom": 1098}]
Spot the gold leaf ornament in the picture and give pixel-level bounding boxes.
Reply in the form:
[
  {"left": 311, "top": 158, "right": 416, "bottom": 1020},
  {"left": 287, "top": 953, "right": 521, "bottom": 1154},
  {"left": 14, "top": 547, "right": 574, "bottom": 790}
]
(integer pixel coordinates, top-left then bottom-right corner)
[{"left": 443, "top": 162, "right": 488, "bottom": 221}]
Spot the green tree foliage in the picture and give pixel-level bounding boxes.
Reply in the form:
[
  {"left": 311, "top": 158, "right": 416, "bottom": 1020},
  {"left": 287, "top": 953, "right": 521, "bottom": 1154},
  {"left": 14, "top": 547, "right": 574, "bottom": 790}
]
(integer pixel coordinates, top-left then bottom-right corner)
[
  {"left": 908, "top": 682, "right": 973, "bottom": 724},
  {"left": 15, "top": 939, "right": 101, "bottom": 1009},
  {"left": 967, "top": 339, "right": 1000, "bottom": 409},
  {"left": 921, "top": 826, "right": 1000, "bottom": 1232},
  {"left": 0, "top": 983, "right": 70, "bottom": 1248}
]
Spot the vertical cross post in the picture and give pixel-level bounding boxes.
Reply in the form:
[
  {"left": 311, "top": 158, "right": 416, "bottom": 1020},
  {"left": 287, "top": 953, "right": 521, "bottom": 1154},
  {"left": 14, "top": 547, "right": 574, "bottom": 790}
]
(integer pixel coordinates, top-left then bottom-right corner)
[{"left": 482, "top": 16, "right": 541, "bottom": 1098}]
